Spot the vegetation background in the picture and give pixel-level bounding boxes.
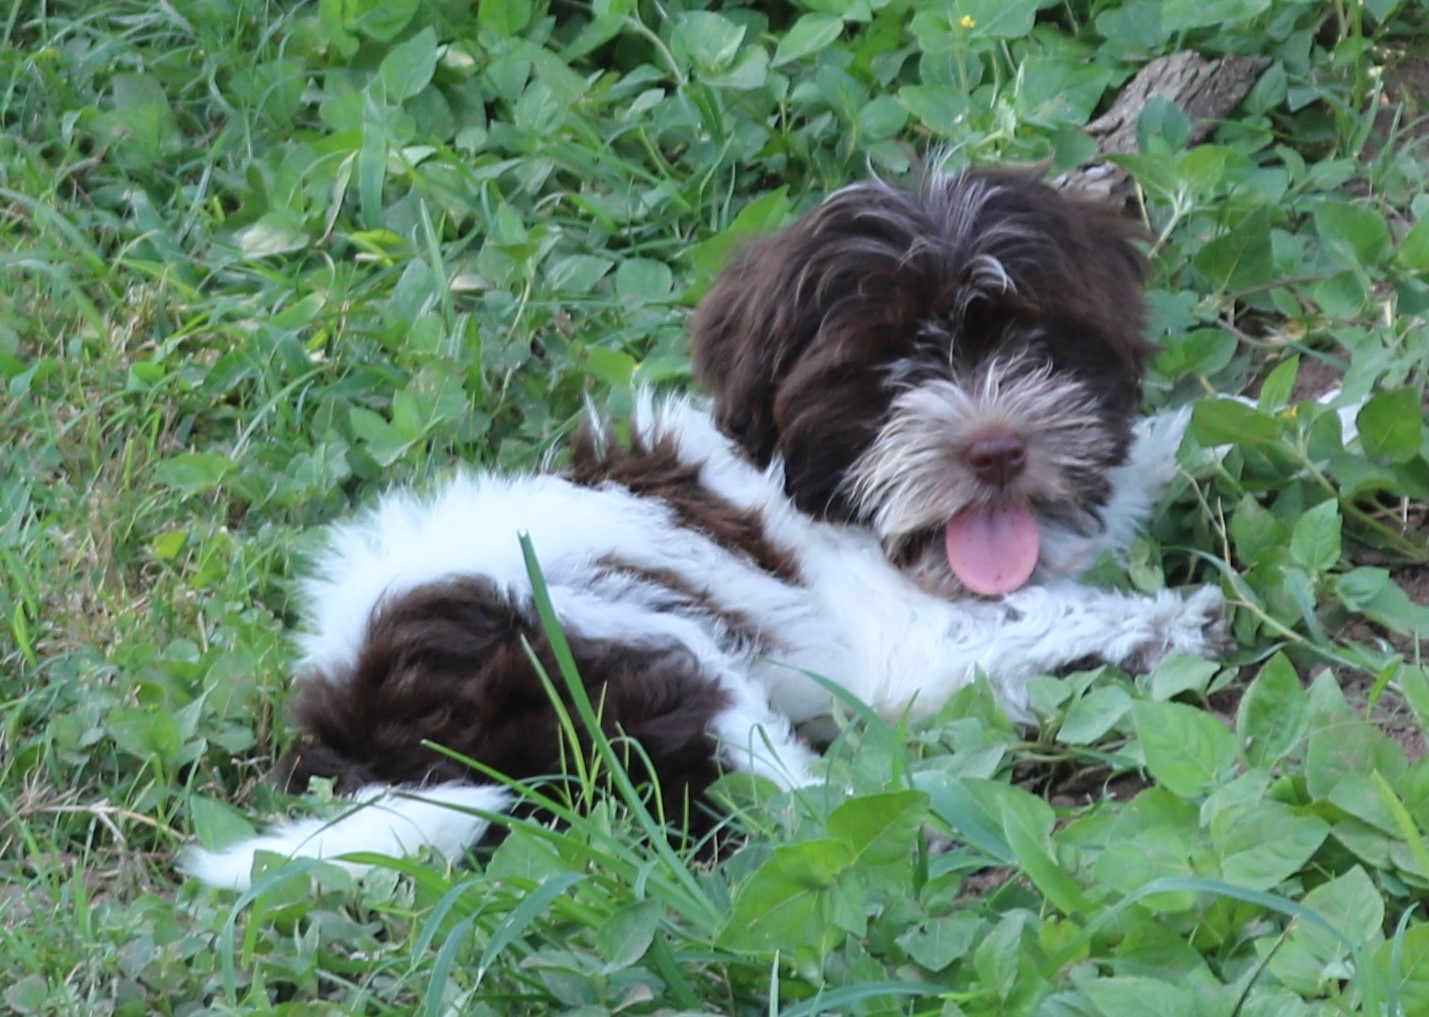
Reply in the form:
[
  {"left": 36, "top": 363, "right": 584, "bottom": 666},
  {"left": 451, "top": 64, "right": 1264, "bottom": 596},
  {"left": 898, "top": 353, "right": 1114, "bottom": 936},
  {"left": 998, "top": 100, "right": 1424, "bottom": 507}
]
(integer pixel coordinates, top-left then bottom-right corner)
[{"left": 2, "top": 0, "right": 1427, "bottom": 1013}]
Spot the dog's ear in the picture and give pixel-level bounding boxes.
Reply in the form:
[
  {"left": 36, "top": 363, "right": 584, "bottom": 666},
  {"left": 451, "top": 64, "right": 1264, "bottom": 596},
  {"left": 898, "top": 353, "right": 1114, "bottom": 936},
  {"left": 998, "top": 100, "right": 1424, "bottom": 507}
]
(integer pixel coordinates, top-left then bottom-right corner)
[
  {"left": 690, "top": 225, "right": 820, "bottom": 471},
  {"left": 691, "top": 204, "right": 917, "bottom": 520},
  {"left": 769, "top": 359, "right": 891, "bottom": 520}
]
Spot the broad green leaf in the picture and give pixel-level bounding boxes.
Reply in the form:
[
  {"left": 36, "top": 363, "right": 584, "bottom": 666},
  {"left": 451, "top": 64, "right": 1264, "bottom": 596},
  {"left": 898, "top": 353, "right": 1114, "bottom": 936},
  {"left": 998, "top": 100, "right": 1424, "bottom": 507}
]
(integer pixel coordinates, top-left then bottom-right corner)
[
  {"left": 896, "top": 915, "right": 981, "bottom": 973},
  {"left": 562, "top": 0, "right": 634, "bottom": 56},
  {"left": 961, "top": 0, "right": 1038, "bottom": 38},
  {"left": 1313, "top": 270, "right": 1371, "bottom": 316},
  {"left": 1229, "top": 496, "right": 1287, "bottom": 569},
  {"left": 858, "top": 96, "right": 907, "bottom": 139},
  {"left": 772, "top": 13, "right": 844, "bottom": 67},
  {"left": 1082, "top": 975, "right": 1199, "bottom": 1017},
  {"left": 107, "top": 706, "right": 184, "bottom": 763},
  {"left": 154, "top": 453, "right": 235, "bottom": 496},
  {"left": 920, "top": 776, "right": 1014, "bottom": 864},
  {"left": 1237, "top": 654, "right": 1310, "bottom": 768},
  {"left": 108, "top": 74, "right": 180, "bottom": 158},
  {"left": 1313, "top": 199, "right": 1392, "bottom": 269},
  {"left": 378, "top": 27, "right": 438, "bottom": 102},
  {"left": 1257, "top": 355, "right": 1300, "bottom": 410},
  {"left": 1003, "top": 790, "right": 1090, "bottom": 915},
  {"left": 1147, "top": 655, "right": 1221, "bottom": 701},
  {"left": 349, "top": 0, "right": 418, "bottom": 40},
  {"left": 1190, "top": 397, "right": 1283, "bottom": 448},
  {"left": 973, "top": 912, "right": 1025, "bottom": 1002},
  {"left": 150, "top": 529, "right": 188, "bottom": 560},
  {"left": 1398, "top": 664, "right": 1429, "bottom": 729},
  {"left": 706, "top": 47, "right": 769, "bottom": 90},
  {"left": 1356, "top": 388, "right": 1425, "bottom": 464},
  {"left": 1137, "top": 95, "right": 1192, "bottom": 152},
  {"left": 686, "top": 188, "right": 791, "bottom": 284},
  {"left": 1156, "top": 327, "right": 1238, "bottom": 378},
  {"left": 1057, "top": 686, "right": 1132, "bottom": 745},
  {"left": 1332, "top": 816, "right": 1396, "bottom": 869},
  {"left": 1396, "top": 215, "right": 1429, "bottom": 273},
  {"left": 614, "top": 258, "right": 674, "bottom": 302},
  {"left": 1334, "top": 568, "right": 1429, "bottom": 637},
  {"left": 1288, "top": 499, "right": 1342, "bottom": 574},
  {"left": 1327, "top": 772, "right": 1400, "bottom": 834},
  {"left": 1133, "top": 700, "right": 1241, "bottom": 797},
  {"left": 1015, "top": 59, "right": 1113, "bottom": 127},
  {"left": 3, "top": 976, "right": 48, "bottom": 1016},
  {"left": 898, "top": 85, "right": 972, "bottom": 137},
  {"left": 581, "top": 347, "right": 637, "bottom": 387},
  {"left": 1161, "top": 0, "right": 1271, "bottom": 31},
  {"left": 236, "top": 214, "right": 309, "bottom": 257},
  {"left": 486, "top": 827, "right": 568, "bottom": 884},
  {"left": 544, "top": 254, "right": 613, "bottom": 296},
  {"left": 349, "top": 406, "right": 411, "bottom": 467},
  {"left": 596, "top": 900, "right": 661, "bottom": 971},
  {"left": 719, "top": 839, "right": 854, "bottom": 956},
  {"left": 1092, "top": 790, "right": 1205, "bottom": 910},
  {"left": 1371, "top": 922, "right": 1429, "bottom": 1013},
  {"left": 1193, "top": 208, "right": 1275, "bottom": 293},
  {"left": 477, "top": 0, "right": 532, "bottom": 37},
  {"left": 1210, "top": 801, "right": 1328, "bottom": 890},
  {"left": 1265, "top": 866, "right": 1383, "bottom": 996},
  {"left": 827, "top": 790, "right": 928, "bottom": 867},
  {"left": 1199, "top": 768, "right": 1273, "bottom": 826},
  {"left": 390, "top": 368, "right": 469, "bottom": 439},
  {"left": 1363, "top": 0, "right": 1406, "bottom": 18},
  {"left": 1305, "top": 718, "right": 1407, "bottom": 801},
  {"left": 189, "top": 795, "right": 259, "bottom": 849},
  {"left": 1095, "top": 0, "right": 1168, "bottom": 55},
  {"left": 675, "top": 12, "right": 746, "bottom": 71},
  {"left": 1177, "top": 145, "right": 1238, "bottom": 192}
]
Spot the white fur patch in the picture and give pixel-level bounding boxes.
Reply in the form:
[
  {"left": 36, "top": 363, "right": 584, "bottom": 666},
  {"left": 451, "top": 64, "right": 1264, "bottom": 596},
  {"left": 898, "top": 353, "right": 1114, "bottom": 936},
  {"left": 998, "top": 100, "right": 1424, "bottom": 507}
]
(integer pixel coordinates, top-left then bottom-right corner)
[{"left": 180, "top": 784, "right": 511, "bottom": 891}]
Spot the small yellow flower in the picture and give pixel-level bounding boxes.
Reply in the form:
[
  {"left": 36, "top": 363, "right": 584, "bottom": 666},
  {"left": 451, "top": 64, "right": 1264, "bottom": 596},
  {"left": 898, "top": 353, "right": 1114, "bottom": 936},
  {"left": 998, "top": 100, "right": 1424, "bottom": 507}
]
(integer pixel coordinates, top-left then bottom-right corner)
[{"left": 959, "top": 14, "right": 976, "bottom": 28}]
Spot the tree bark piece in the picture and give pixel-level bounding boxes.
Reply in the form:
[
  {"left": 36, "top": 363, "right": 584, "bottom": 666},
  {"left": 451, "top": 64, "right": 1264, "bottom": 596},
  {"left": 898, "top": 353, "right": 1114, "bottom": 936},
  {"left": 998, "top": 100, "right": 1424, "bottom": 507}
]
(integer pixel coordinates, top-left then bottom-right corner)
[{"left": 1060, "top": 51, "right": 1271, "bottom": 200}]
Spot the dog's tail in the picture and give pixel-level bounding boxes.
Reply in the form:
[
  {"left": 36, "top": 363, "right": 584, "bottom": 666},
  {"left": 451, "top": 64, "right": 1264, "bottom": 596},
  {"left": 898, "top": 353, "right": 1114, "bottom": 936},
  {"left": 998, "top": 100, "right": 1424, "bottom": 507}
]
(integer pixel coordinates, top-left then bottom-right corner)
[{"left": 179, "top": 782, "right": 512, "bottom": 891}]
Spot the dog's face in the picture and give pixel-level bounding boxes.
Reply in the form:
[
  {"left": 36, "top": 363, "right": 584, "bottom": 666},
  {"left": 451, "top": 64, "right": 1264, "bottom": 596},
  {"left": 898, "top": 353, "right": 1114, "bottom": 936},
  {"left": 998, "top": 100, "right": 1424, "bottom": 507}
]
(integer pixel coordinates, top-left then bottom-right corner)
[{"left": 692, "top": 169, "right": 1153, "bottom": 599}]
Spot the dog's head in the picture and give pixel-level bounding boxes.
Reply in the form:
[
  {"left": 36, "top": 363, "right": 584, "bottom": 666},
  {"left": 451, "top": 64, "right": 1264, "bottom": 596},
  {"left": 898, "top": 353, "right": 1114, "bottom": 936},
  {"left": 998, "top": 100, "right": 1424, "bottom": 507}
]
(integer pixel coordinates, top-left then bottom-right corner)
[{"left": 692, "top": 169, "right": 1153, "bottom": 598}]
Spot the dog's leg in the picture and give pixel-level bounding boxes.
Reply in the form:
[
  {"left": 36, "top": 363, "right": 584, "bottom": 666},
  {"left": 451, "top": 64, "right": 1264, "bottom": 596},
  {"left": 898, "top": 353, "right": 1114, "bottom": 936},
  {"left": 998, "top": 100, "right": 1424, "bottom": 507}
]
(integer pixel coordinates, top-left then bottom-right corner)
[
  {"left": 709, "top": 670, "right": 822, "bottom": 789},
  {"left": 928, "top": 582, "right": 1227, "bottom": 721},
  {"left": 1095, "top": 406, "right": 1194, "bottom": 556}
]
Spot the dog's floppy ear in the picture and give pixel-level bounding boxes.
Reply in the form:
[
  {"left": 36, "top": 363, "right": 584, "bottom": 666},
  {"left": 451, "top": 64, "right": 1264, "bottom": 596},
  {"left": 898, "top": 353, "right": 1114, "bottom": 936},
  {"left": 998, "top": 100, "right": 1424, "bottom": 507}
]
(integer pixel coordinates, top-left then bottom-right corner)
[
  {"left": 690, "top": 224, "right": 820, "bottom": 471},
  {"left": 691, "top": 204, "right": 914, "bottom": 520}
]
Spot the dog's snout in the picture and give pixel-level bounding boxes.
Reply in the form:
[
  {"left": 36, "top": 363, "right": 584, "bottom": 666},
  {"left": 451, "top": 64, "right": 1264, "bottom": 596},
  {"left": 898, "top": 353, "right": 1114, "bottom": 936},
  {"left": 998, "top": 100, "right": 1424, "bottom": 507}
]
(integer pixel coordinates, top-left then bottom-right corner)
[{"left": 967, "top": 433, "right": 1027, "bottom": 485}]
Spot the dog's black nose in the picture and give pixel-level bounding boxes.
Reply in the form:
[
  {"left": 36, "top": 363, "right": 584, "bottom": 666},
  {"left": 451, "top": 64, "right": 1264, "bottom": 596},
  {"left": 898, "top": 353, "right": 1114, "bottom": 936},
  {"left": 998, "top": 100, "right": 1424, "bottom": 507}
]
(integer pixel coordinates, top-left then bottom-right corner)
[{"left": 967, "top": 433, "right": 1027, "bottom": 486}]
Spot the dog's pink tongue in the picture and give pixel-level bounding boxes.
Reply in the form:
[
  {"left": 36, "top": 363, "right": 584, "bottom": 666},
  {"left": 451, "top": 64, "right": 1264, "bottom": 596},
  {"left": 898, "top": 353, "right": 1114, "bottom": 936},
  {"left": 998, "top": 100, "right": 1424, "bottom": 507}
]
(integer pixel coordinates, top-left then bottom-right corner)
[{"left": 944, "top": 503, "right": 1040, "bottom": 596}]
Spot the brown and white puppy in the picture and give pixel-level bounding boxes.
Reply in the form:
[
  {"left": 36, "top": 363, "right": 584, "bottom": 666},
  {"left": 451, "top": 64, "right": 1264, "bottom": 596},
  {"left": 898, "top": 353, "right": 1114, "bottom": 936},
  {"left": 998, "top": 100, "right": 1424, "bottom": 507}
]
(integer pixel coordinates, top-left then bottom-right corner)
[{"left": 183, "top": 169, "right": 1224, "bottom": 889}]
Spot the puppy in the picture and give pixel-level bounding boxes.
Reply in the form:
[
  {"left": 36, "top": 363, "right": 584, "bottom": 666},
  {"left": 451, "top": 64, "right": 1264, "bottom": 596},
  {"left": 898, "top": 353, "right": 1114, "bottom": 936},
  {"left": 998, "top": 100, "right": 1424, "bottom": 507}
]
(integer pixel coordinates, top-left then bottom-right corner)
[{"left": 182, "top": 169, "right": 1225, "bottom": 889}]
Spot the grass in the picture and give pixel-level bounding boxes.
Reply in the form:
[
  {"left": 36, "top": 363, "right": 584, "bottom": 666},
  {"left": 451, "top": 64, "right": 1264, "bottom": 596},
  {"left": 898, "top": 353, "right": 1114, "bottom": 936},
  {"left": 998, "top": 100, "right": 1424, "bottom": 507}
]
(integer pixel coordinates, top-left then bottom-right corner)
[{"left": 1, "top": 0, "right": 1427, "bottom": 1013}]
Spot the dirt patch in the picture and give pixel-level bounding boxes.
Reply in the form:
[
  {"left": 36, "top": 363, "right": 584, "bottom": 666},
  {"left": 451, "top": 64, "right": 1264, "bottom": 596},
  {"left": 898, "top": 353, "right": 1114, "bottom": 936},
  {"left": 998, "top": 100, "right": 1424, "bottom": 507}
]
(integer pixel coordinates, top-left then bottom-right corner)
[
  {"left": 1288, "top": 354, "right": 1347, "bottom": 404},
  {"left": 1046, "top": 770, "right": 1148, "bottom": 809},
  {"left": 1337, "top": 669, "right": 1427, "bottom": 761},
  {"left": 1399, "top": 563, "right": 1429, "bottom": 606},
  {"left": 1375, "top": 53, "right": 1429, "bottom": 148}
]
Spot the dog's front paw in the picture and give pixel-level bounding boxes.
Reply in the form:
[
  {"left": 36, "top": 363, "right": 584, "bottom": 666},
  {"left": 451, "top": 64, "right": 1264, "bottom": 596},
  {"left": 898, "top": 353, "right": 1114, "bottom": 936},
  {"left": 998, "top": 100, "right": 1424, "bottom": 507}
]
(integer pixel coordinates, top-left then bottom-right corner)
[{"left": 1119, "top": 586, "right": 1230, "bottom": 674}]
